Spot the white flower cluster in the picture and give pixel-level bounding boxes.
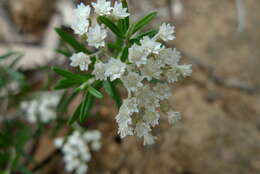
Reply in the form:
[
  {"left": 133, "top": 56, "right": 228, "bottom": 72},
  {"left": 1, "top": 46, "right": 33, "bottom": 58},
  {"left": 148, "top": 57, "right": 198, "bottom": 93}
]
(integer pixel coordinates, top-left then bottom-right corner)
[
  {"left": 54, "top": 130, "right": 102, "bottom": 174},
  {"left": 20, "top": 92, "right": 60, "bottom": 123},
  {"left": 114, "top": 24, "right": 192, "bottom": 145},
  {"left": 70, "top": 0, "right": 129, "bottom": 52},
  {"left": 68, "top": 1, "right": 192, "bottom": 145}
]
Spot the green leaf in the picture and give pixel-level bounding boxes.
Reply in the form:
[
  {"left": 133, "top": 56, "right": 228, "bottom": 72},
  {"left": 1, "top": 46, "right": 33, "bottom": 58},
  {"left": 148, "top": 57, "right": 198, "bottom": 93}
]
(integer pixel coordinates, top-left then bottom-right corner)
[
  {"left": 0, "top": 51, "right": 19, "bottom": 60},
  {"left": 103, "top": 80, "right": 122, "bottom": 109},
  {"left": 54, "top": 79, "right": 78, "bottom": 89},
  {"left": 98, "top": 16, "right": 124, "bottom": 38},
  {"left": 79, "top": 92, "right": 94, "bottom": 122},
  {"left": 118, "top": 0, "right": 129, "bottom": 34},
  {"left": 120, "top": 47, "right": 129, "bottom": 62},
  {"left": 57, "top": 91, "right": 79, "bottom": 114},
  {"left": 17, "top": 164, "right": 34, "bottom": 174},
  {"left": 68, "top": 103, "right": 82, "bottom": 125},
  {"left": 52, "top": 67, "right": 92, "bottom": 83},
  {"left": 55, "top": 28, "right": 91, "bottom": 54},
  {"left": 130, "top": 29, "right": 158, "bottom": 44},
  {"left": 132, "top": 12, "right": 157, "bottom": 34},
  {"left": 87, "top": 85, "right": 103, "bottom": 99},
  {"left": 107, "top": 43, "right": 121, "bottom": 51}
]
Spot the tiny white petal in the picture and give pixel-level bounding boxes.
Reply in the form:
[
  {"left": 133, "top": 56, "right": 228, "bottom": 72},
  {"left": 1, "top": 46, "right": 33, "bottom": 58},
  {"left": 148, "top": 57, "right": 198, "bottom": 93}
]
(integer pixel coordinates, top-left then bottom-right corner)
[
  {"left": 71, "top": 3, "right": 91, "bottom": 35},
  {"left": 105, "top": 58, "right": 126, "bottom": 81},
  {"left": 87, "top": 24, "right": 107, "bottom": 48},
  {"left": 140, "top": 59, "right": 162, "bottom": 80},
  {"left": 111, "top": 2, "right": 130, "bottom": 20},
  {"left": 128, "top": 44, "right": 149, "bottom": 66},
  {"left": 140, "top": 36, "right": 162, "bottom": 54},
  {"left": 92, "top": 61, "right": 107, "bottom": 80},
  {"left": 70, "top": 52, "right": 91, "bottom": 71},
  {"left": 157, "top": 23, "right": 175, "bottom": 41},
  {"left": 121, "top": 72, "right": 143, "bottom": 92},
  {"left": 167, "top": 110, "right": 181, "bottom": 125},
  {"left": 92, "top": 0, "right": 112, "bottom": 16}
]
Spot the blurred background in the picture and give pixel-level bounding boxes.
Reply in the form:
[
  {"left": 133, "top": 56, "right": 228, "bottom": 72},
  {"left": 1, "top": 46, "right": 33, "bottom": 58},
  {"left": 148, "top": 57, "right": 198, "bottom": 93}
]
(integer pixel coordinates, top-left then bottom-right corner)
[{"left": 0, "top": 0, "right": 260, "bottom": 173}]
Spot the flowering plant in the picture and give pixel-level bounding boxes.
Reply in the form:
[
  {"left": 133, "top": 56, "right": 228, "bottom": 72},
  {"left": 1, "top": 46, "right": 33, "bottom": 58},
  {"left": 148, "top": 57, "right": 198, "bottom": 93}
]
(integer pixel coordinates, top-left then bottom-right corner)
[{"left": 53, "top": 0, "right": 192, "bottom": 146}]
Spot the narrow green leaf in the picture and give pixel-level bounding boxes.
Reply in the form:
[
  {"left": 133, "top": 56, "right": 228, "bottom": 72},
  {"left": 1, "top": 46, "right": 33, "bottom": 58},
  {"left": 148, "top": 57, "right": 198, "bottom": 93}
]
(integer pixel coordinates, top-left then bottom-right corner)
[
  {"left": 98, "top": 16, "right": 124, "bottom": 38},
  {"left": 55, "top": 28, "right": 91, "bottom": 54},
  {"left": 130, "top": 29, "right": 158, "bottom": 44},
  {"left": 107, "top": 43, "right": 121, "bottom": 51},
  {"left": 103, "top": 80, "right": 122, "bottom": 109},
  {"left": 54, "top": 79, "right": 78, "bottom": 90},
  {"left": 52, "top": 67, "right": 92, "bottom": 83},
  {"left": 120, "top": 47, "right": 129, "bottom": 62},
  {"left": 122, "top": 0, "right": 130, "bottom": 30},
  {"left": 132, "top": 12, "right": 157, "bottom": 34},
  {"left": 68, "top": 103, "right": 82, "bottom": 125},
  {"left": 87, "top": 85, "right": 103, "bottom": 99},
  {"left": 57, "top": 91, "right": 79, "bottom": 114},
  {"left": 79, "top": 92, "right": 94, "bottom": 122},
  {"left": 0, "top": 51, "right": 19, "bottom": 60}
]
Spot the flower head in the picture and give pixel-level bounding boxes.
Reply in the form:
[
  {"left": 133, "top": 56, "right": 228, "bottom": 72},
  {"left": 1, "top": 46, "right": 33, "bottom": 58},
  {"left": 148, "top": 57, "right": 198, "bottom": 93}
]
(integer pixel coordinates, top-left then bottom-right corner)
[
  {"left": 157, "top": 23, "right": 175, "bottom": 41},
  {"left": 158, "top": 48, "right": 180, "bottom": 66},
  {"left": 140, "top": 59, "right": 162, "bottom": 80},
  {"left": 71, "top": 3, "right": 91, "bottom": 35},
  {"left": 92, "top": 62, "right": 106, "bottom": 80},
  {"left": 167, "top": 110, "right": 181, "bottom": 125},
  {"left": 105, "top": 58, "right": 126, "bottom": 81},
  {"left": 70, "top": 52, "right": 91, "bottom": 71},
  {"left": 92, "top": 0, "right": 112, "bottom": 16},
  {"left": 128, "top": 44, "right": 149, "bottom": 66},
  {"left": 87, "top": 24, "right": 107, "bottom": 48},
  {"left": 140, "top": 36, "right": 162, "bottom": 54},
  {"left": 111, "top": 2, "right": 130, "bottom": 20},
  {"left": 121, "top": 72, "right": 143, "bottom": 92},
  {"left": 54, "top": 130, "right": 102, "bottom": 174}
]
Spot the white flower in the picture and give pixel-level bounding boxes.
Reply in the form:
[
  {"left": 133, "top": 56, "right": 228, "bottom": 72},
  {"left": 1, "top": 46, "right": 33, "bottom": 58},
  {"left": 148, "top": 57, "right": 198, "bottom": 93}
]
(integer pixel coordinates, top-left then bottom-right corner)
[
  {"left": 116, "top": 108, "right": 133, "bottom": 138},
  {"left": 140, "top": 36, "right": 162, "bottom": 54},
  {"left": 54, "top": 138, "right": 64, "bottom": 148},
  {"left": 70, "top": 52, "right": 91, "bottom": 71},
  {"left": 165, "top": 64, "right": 192, "bottom": 83},
  {"left": 116, "top": 97, "right": 138, "bottom": 138},
  {"left": 71, "top": 3, "right": 91, "bottom": 35},
  {"left": 135, "top": 85, "right": 160, "bottom": 111},
  {"left": 74, "top": 3, "right": 91, "bottom": 19},
  {"left": 165, "top": 68, "right": 179, "bottom": 83},
  {"left": 54, "top": 130, "right": 102, "bottom": 174},
  {"left": 158, "top": 48, "right": 180, "bottom": 66},
  {"left": 128, "top": 44, "right": 149, "bottom": 66},
  {"left": 121, "top": 72, "right": 143, "bottom": 92},
  {"left": 153, "top": 83, "right": 171, "bottom": 100},
  {"left": 143, "top": 133, "right": 156, "bottom": 145},
  {"left": 156, "top": 23, "right": 175, "bottom": 41},
  {"left": 87, "top": 24, "right": 107, "bottom": 48},
  {"left": 121, "top": 97, "right": 139, "bottom": 114},
  {"left": 167, "top": 110, "right": 181, "bottom": 125},
  {"left": 111, "top": 2, "right": 129, "bottom": 20},
  {"left": 92, "top": 62, "right": 107, "bottom": 80},
  {"left": 21, "top": 92, "right": 60, "bottom": 124},
  {"left": 177, "top": 64, "right": 192, "bottom": 77},
  {"left": 134, "top": 122, "right": 151, "bottom": 138},
  {"left": 140, "top": 59, "right": 162, "bottom": 80},
  {"left": 105, "top": 58, "right": 126, "bottom": 81},
  {"left": 76, "top": 165, "right": 88, "bottom": 174},
  {"left": 143, "top": 110, "right": 160, "bottom": 127},
  {"left": 92, "top": 0, "right": 112, "bottom": 16}
]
